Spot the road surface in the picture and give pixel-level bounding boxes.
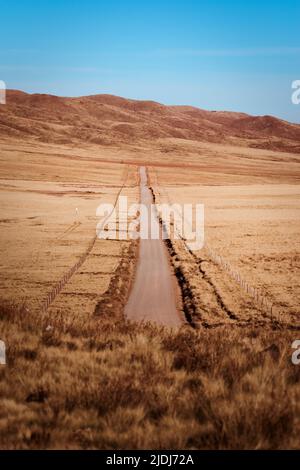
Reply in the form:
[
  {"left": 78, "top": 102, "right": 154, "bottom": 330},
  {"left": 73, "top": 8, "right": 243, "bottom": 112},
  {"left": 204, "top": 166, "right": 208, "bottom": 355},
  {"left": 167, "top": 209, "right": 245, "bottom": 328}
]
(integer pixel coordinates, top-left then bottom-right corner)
[{"left": 124, "top": 167, "right": 182, "bottom": 326}]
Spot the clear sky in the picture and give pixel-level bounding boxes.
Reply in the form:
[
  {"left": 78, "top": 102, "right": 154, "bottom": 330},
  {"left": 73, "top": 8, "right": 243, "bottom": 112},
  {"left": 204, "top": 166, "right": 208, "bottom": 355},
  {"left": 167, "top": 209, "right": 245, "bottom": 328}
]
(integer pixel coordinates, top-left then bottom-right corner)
[{"left": 0, "top": 0, "right": 299, "bottom": 122}]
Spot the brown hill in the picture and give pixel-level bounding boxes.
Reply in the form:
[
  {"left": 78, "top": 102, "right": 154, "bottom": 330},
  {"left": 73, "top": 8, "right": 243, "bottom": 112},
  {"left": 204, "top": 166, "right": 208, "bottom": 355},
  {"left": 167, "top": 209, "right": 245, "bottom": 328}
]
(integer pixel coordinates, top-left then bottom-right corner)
[{"left": 0, "top": 90, "right": 300, "bottom": 153}]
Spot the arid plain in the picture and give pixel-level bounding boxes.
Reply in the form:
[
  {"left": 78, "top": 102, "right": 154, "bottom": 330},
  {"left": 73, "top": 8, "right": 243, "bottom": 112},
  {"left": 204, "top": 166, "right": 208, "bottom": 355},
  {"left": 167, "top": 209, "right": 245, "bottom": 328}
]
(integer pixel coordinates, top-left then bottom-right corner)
[{"left": 0, "top": 91, "right": 300, "bottom": 449}]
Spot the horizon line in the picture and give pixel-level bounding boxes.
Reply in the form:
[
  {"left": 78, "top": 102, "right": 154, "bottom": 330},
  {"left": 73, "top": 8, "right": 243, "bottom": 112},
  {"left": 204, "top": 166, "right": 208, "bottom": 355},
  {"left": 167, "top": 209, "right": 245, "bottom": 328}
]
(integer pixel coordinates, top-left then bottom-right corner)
[{"left": 5, "top": 87, "right": 300, "bottom": 126}]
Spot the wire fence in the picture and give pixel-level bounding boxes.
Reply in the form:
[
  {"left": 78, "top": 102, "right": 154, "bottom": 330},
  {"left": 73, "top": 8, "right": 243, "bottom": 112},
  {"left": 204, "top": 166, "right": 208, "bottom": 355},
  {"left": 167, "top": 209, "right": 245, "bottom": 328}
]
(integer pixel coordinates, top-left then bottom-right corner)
[
  {"left": 151, "top": 168, "right": 280, "bottom": 322},
  {"left": 204, "top": 244, "right": 277, "bottom": 321},
  {"left": 41, "top": 165, "right": 129, "bottom": 313}
]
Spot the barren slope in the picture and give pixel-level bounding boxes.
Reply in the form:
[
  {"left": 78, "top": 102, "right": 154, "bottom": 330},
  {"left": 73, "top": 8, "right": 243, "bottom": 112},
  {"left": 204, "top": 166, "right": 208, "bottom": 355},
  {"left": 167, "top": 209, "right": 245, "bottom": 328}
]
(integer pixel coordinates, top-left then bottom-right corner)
[{"left": 1, "top": 90, "right": 300, "bottom": 153}]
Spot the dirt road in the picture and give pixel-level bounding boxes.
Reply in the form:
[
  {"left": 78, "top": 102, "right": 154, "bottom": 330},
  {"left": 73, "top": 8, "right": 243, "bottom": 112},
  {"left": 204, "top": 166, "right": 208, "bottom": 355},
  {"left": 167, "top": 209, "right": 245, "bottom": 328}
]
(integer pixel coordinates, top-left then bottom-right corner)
[{"left": 124, "top": 167, "right": 182, "bottom": 327}]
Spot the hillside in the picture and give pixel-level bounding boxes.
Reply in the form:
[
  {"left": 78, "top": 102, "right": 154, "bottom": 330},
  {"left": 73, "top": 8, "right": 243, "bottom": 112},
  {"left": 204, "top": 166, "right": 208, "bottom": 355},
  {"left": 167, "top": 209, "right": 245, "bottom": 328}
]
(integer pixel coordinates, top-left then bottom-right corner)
[{"left": 0, "top": 90, "right": 300, "bottom": 153}]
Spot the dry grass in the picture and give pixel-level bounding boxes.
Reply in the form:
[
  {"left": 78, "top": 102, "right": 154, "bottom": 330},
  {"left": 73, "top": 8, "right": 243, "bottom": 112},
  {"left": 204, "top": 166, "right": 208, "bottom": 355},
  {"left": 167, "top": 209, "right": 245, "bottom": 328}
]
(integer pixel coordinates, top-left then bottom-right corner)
[
  {"left": 2, "top": 91, "right": 300, "bottom": 153},
  {"left": 0, "top": 299, "right": 299, "bottom": 450},
  {"left": 149, "top": 165, "right": 300, "bottom": 327},
  {"left": 0, "top": 140, "right": 139, "bottom": 313},
  {"left": 0, "top": 136, "right": 300, "bottom": 450}
]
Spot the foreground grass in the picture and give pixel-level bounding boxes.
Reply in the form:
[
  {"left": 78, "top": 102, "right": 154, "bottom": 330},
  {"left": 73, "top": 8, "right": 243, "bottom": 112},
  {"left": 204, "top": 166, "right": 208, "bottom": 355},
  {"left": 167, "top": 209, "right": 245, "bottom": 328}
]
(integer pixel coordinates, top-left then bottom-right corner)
[{"left": 0, "top": 302, "right": 299, "bottom": 449}]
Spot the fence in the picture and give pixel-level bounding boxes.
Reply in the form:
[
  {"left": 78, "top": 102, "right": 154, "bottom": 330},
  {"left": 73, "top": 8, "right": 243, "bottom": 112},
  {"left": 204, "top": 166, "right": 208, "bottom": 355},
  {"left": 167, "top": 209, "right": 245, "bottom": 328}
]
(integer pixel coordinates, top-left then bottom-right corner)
[
  {"left": 204, "top": 244, "right": 277, "bottom": 321},
  {"left": 40, "top": 165, "right": 129, "bottom": 313},
  {"left": 150, "top": 168, "right": 279, "bottom": 322}
]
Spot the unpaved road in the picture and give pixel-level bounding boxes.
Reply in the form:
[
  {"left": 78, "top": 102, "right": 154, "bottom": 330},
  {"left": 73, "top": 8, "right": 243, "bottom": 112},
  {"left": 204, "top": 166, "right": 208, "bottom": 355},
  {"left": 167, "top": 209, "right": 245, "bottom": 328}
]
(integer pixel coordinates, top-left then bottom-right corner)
[{"left": 124, "top": 167, "right": 182, "bottom": 327}]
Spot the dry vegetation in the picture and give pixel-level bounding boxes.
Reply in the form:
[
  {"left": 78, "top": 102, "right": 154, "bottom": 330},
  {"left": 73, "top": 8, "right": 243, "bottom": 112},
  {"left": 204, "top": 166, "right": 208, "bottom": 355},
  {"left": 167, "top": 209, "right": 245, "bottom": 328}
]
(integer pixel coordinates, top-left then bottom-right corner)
[
  {"left": 1, "top": 300, "right": 299, "bottom": 449},
  {"left": 0, "top": 92, "right": 300, "bottom": 449},
  {"left": 1, "top": 90, "right": 300, "bottom": 153},
  {"left": 149, "top": 151, "right": 300, "bottom": 327}
]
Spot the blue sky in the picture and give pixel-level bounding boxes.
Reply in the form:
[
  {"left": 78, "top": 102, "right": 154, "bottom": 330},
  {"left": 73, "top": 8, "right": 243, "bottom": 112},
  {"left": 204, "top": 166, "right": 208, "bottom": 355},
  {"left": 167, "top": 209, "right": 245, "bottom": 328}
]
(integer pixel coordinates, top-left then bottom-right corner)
[{"left": 0, "top": 0, "right": 299, "bottom": 122}]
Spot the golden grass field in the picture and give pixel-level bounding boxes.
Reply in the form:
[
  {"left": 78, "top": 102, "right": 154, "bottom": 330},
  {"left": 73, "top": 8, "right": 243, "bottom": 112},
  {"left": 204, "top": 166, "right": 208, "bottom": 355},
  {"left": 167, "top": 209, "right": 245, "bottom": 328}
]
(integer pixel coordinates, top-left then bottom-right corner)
[
  {"left": 149, "top": 145, "right": 300, "bottom": 327},
  {"left": 0, "top": 114, "right": 300, "bottom": 449}
]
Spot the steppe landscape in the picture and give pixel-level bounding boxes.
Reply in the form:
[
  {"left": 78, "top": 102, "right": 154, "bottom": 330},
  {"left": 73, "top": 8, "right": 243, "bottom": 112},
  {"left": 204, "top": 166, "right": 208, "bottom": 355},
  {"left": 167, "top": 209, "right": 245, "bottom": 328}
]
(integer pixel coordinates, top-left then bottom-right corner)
[{"left": 0, "top": 90, "right": 300, "bottom": 449}]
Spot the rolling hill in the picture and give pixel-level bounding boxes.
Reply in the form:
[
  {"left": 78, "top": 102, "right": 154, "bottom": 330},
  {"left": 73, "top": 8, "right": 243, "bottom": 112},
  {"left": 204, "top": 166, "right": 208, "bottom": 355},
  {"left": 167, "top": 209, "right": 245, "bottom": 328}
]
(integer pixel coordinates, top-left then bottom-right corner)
[{"left": 0, "top": 90, "right": 300, "bottom": 153}]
